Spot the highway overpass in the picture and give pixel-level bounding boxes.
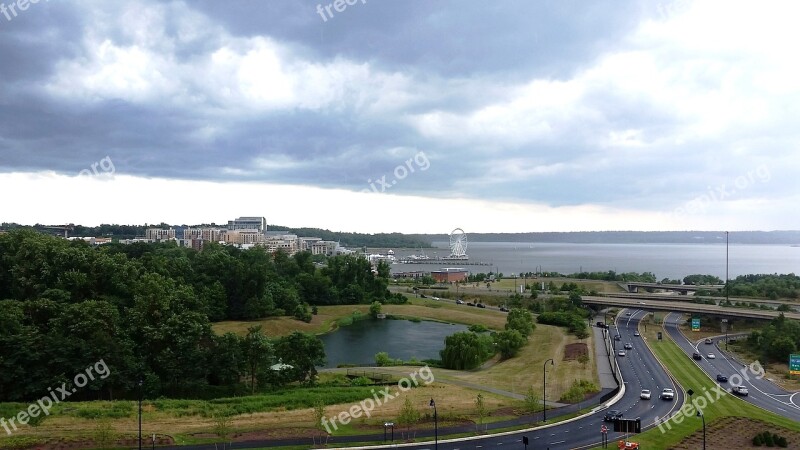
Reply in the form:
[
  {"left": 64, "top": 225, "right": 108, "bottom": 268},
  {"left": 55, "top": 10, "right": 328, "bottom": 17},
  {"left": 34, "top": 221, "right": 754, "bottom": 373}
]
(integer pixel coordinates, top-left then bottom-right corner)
[
  {"left": 583, "top": 295, "right": 800, "bottom": 321},
  {"left": 624, "top": 282, "right": 725, "bottom": 294}
]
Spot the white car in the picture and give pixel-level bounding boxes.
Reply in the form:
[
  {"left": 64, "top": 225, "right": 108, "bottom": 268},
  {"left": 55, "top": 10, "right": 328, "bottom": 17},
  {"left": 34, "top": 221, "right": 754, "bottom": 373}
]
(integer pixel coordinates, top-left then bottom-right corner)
[
  {"left": 660, "top": 388, "right": 675, "bottom": 400},
  {"left": 633, "top": 331, "right": 640, "bottom": 337},
  {"left": 640, "top": 389, "right": 651, "bottom": 400},
  {"left": 618, "top": 350, "right": 626, "bottom": 357},
  {"left": 707, "top": 353, "right": 716, "bottom": 359}
]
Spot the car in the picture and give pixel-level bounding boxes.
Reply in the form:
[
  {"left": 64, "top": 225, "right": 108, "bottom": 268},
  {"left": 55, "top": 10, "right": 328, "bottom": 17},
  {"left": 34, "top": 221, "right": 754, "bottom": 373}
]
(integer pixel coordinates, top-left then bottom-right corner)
[
  {"left": 640, "top": 389, "right": 651, "bottom": 400},
  {"left": 660, "top": 388, "right": 675, "bottom": 400},
  {"left": 692, "top": 352, "right": 702, "bottom": 361},
  {"left": 705, "top": 338, "right": 713, "bottom": 344},
  {"left": 614, "top": 335, "right": 622, "bottom": 341},
  {"left": 732, "top": 385, "right": 749, "bottom": 396},
  {"left": 626, "top": 312, "right": 632, "bottom": 316},
  {"left": 419, "top": 294, "right": 427, "bottom": 298},
  {"left": 455, "top": 299, "right": 464, "bottom": 304},
  {"left": 466, "top": 302, "right": 476, "bottom": 307},
  {"left": 596, "top": 321, "right": 607, "bottom": 328},
  {"left": 431, "top": 296, "right": 440, "bottom": 301},
  {"left": 633, "top": 331, "right": 640, "bottom": 337},
  {"left": 716, "top": 374, "right": 728, "bottom": 383},
  {"left": 637, "top": 301, "right": 646, "bottom": 305},
  {"left": 624, "top": 343, "right": 633, "bottom": 350},
  {"left": 707, "top": 353, "right": 716, "bottom": 359},
  {"left": 499, "top": 306, "right": 509, "bottom": 312},
  {"left": 603, "top": 409, "right": 623, "bottom": 421},
  {"left": 476, "top": 303, "right": 486, "bottom": 308},
  {"left": 618, "top": 350, "right": 626, "bottom": 356}
]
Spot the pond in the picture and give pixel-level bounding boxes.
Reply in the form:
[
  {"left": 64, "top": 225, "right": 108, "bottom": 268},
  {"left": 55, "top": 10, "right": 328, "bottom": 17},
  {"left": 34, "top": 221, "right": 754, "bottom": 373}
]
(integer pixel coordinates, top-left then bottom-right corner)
[{"left": 319, "top": 318, "right": 469, "bottom": 368}]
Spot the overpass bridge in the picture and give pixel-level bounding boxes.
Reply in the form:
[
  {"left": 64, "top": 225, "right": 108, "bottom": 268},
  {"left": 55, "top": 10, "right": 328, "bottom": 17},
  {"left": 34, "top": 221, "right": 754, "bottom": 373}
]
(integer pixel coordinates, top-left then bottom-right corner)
[
  {"left": 583, "top": 295, "right": 800, "bottom": 321},
  {"left": 623, "top": 282, "right": 725, "bottom": 294}
]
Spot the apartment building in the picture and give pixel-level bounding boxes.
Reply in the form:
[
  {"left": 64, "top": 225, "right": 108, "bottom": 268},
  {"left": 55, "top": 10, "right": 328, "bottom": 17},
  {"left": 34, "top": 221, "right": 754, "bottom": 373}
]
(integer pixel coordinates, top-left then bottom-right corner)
[{"left": 145, "top": 228, "right": 176, "bottom": 240}]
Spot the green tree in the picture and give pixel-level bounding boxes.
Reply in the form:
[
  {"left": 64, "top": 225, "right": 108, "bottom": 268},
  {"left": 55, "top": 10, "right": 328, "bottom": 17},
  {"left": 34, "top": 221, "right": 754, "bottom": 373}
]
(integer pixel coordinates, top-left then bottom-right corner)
[
  {"left": 242, "top": 326, "right": 273, "bottom": 394},
  {"left": 523, "top": 386, "right": 541, "bottom": 415},
  {"left": 274, "top": 331, "right": 326, "bottom": 384},
  {"left": 440, "top": 332, "right": 495, "bottom": 370},
  {"left": 398, "top": 396, "right": 420, "bottom": 437},
  {"left": 475, "top": 393, "right": 488, "bottom": 432},
  {"left": 496, "top": 329, "right": 525, "bottom": 359},
  {"left": 370, "top": 301, "right": 383, "bottom": 318},
  {"left": 505, "top": 308, "right": 535, "bottom": 337}
]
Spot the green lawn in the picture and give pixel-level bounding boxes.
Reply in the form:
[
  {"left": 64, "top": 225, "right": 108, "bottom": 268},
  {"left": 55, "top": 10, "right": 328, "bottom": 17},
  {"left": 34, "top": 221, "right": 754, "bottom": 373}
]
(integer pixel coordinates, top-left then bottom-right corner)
[{"left": 591, "top": 326, "right": 800, "bottom": 449}]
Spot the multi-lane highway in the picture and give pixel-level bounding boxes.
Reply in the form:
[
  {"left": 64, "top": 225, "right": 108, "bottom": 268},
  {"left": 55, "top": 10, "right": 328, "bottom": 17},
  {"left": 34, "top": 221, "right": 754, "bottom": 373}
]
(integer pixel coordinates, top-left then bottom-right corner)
[
  {"left": 664, "top": 312, "right": 800, "bottom": 422},
  {"left": 391, "top": 310, "right": 683, "bottom": 450}
]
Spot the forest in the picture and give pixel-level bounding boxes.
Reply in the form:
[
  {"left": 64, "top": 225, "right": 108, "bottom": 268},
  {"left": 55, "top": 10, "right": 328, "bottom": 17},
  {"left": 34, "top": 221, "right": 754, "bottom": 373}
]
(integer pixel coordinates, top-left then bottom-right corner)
[{"left": 0, "top": 230, "right": 402, "bottom": 402}]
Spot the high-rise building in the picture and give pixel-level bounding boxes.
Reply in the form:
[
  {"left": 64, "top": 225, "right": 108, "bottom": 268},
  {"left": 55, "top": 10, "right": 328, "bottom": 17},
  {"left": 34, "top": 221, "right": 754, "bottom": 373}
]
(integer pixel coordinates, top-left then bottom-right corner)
[
  {"left": 227, "top": 216, "right": 267, "bottom": 234},
  {"left": 145, "top": 228, "right": 176, "bottom": 241}
]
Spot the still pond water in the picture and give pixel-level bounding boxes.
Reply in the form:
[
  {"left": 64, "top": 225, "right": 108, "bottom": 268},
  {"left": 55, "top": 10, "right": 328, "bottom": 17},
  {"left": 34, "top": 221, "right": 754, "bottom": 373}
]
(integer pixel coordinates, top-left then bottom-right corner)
[{"left": 319, "top": 319, "right": 468, "bottom": 368}]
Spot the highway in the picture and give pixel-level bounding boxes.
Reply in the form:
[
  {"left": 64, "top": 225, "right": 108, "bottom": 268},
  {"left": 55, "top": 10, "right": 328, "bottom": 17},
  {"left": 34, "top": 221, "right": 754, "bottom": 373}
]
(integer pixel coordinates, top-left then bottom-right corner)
[
  {"left": 582, "top": 295, "right": 800, "bottom": 321},
  {"left": 663, "top": 313, "right": 800, "bottom": 422},
  {"left": 390, "top": 310, "right": 683, "bottom": 450}
]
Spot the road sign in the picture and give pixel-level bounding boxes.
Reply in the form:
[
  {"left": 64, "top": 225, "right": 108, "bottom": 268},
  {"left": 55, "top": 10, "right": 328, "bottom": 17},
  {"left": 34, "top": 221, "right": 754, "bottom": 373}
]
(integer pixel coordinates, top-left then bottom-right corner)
[
  {"left": 601, "top": 424, "right": 608, "bottom": 433},
  {"left": 691, "top": 318, "right": 700, "bottom": 332},
  {"left": 790, "top": 354, "right": 800, "bottom": 375},
  {"left": 657, "top": 332, "right": 662, "bottom": 341}
]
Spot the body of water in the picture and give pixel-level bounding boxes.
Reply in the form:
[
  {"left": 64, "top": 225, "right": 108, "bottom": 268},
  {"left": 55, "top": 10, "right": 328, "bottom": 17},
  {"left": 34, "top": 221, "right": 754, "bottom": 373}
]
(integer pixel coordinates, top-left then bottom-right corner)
[
  {"left": 390, "top": 242, "right": 799, "bottom": 281},
  {"left": 319, "top": 319, "right": 468, "bottom": 368}
]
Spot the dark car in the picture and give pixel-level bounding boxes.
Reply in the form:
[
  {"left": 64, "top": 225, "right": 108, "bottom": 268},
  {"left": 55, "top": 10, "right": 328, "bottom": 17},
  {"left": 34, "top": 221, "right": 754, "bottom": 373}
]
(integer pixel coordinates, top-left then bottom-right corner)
[
  {"left": 419, "top": 294, "right": 427, "bottom": 298},
  {"left": 716, "top": 374, "right": 728, "bottom": 383},
  {"left": 499, "top": 306, "right": 510, "bottom": 312},
  {"left": 614, "top": 335, "right": 621, "bottom": 341},
  {"left": 466, "top": 302, "right": 476, "bottom": 307},
  {"left": 603, "top": 410, "right": 623, "bottom": 421},
  {"left": 624, "top": 343, "right": 633, "bottom": 350},
  {"left": 476, "top": 303, "right": 486, "bottom": 308},
  {"left": 692, "top": 352, "right": 702, "bottom": 361}
]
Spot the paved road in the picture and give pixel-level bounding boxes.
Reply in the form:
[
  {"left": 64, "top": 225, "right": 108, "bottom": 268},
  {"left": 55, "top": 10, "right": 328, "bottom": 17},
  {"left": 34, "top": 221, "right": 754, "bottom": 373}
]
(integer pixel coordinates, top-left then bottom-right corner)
[
  {"left": 161, "top": 310, "right": 681, "bottom": 450},
  {"left": 376, "top": 310, "right": 683, "bottom": 450},
  {"left": 663, "top": 312, "right": 800, "bottom": 422}
]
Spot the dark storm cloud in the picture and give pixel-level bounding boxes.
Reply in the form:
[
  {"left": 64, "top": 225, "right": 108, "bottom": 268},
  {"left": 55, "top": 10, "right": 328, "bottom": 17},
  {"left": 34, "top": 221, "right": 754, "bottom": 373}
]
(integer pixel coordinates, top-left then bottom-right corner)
[{"left": 0, "top": 0, "right": 796, "bottom": 219}]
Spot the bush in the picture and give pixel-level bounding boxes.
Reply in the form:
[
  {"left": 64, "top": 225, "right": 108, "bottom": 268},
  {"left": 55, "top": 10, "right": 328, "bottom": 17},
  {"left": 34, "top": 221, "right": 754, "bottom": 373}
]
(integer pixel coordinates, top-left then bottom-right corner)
[{"left": 469, "top": 324, "right": 489, "bottom": 333}]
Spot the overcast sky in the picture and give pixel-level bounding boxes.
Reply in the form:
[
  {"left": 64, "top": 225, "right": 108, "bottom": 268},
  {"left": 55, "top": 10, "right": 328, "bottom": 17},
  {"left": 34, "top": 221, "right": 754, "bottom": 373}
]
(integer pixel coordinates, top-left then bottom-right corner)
[{"left": 0, "top": 0, "right": 797, "bottom": 233}]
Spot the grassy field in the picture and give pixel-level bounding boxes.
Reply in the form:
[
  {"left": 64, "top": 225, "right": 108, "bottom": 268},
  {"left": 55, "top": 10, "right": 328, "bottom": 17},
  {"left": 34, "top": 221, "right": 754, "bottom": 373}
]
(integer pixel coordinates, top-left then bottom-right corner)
[
  {"left": 432, "top": 323, "right": 598, "bottom": 400},
  {"left": 212, "top": 299, "right": 509, "bottom": 337},
  {"left": 590, "top": 319, "right": 800, "bottom": 449},
  {"left": 2, "top": 300, "right": 596, "bottom": 448}
]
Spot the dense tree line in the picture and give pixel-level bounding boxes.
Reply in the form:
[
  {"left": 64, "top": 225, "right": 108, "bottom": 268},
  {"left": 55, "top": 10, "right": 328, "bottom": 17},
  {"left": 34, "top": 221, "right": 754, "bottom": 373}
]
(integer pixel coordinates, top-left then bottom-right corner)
[
  {"left": 745, "top": 314, "right": 800, "bottom": 362},
  {"left": 0, "top": 230, "right": 399, "bottom": 401},
  {"left": 727, "top": 274, "right": 800, "bottom": 299}
]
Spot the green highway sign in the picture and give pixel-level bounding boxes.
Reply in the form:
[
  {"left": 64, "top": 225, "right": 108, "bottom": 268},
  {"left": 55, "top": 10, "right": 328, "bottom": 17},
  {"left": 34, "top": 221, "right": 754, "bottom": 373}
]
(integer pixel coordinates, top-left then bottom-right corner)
[
  {"left": 691, "top": 318, "right": 700, "bottom": 332},
  {"left": 790, "top": 354, "right": 800, "bottom": 375}
]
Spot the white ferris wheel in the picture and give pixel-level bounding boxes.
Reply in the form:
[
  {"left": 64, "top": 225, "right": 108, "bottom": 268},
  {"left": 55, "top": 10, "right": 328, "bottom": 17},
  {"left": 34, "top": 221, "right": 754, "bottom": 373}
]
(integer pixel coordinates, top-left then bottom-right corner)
[{"left": 448, "top": 228, "right": 468, "bottom": 259}]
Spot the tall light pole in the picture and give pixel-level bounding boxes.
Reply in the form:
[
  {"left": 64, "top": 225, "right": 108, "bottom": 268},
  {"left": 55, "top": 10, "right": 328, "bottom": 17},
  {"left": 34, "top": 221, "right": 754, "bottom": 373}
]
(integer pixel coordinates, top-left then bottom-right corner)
[
  {"left": 726, "top": 231, "right": 729, "bottom": 304},
  {"left": 543, "top": 358, "right": 554, "bottom": 422},
  {"left": 429, "top": 399, "right": 438, "bottom": 450},
  {"left": 697, "top": 411, "right": 706, "bottom": 450},
  {"left": 138, "top": 378, "right": 143, "bottom": 450}
]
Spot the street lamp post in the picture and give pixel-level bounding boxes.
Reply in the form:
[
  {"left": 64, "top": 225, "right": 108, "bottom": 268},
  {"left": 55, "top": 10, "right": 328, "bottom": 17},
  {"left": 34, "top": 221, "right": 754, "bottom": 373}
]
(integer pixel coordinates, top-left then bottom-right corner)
[
  {"left": 543, "top": 358, "right": 554, "bottom": 422},
  {"left": 429, "top": 399, "right": 438, "bottom": 450},
  {"left": 138, "top": 379, "right": 143, "bottom": 450},
  {"left": 697, "top": 411, "right": 706, "bottom": 450}
]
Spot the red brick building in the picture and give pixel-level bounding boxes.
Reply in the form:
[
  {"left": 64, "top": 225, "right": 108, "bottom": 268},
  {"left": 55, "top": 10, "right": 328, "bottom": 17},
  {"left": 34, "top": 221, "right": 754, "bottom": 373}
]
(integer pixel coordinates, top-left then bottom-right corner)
[{"left": 431, "top": 268, "right": 469, "bottom": 283}]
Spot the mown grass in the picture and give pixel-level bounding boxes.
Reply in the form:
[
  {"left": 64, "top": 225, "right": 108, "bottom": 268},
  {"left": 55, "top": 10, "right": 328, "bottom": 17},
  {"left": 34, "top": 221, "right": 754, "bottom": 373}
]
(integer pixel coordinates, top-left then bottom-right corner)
[{"left": 590, "top": 323, "right": 800, "bottom": 449}]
